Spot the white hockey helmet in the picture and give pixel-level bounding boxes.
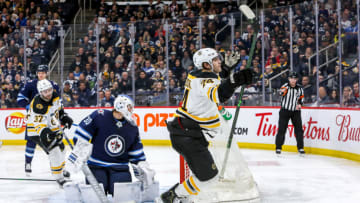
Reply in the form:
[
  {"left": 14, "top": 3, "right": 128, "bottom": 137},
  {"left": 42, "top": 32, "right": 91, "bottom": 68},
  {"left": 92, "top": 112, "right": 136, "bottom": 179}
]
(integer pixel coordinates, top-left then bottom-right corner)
[
  {"left": 193, "top": 48, "right": 219, "bottom": 70},
  {"left": 114, "top": 95, "right": 135, "bottom": 124},
  {"left": 37, "top": 79, "right": 53, "bottom": 101}
]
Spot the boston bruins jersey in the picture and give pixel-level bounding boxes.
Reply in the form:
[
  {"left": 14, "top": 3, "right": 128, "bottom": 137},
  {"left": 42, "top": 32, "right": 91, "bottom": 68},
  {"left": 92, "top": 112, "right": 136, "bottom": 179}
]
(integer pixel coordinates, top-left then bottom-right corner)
[
  {"left": 27, "top": 92, "right": 63, "bottom": 138},
  {"left": 175, "top": 70, "right": 221, "bottom": 131}
]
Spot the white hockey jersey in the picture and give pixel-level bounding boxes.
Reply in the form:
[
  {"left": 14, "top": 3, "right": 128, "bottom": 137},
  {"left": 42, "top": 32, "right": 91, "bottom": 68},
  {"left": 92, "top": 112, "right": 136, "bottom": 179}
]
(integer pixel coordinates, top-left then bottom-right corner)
[
  {"left": 175, "top": 70, "right": 221, "bottom": 131},
  {"left": 27, "top": 92, "right": 63, "bottom": 137}
]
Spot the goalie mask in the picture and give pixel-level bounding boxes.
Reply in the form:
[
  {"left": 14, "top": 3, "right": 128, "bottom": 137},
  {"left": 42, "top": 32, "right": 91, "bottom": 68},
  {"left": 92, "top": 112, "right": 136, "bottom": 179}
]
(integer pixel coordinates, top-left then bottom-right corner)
[
  {"left": 37, "top": 79, "right": 53, "bottom": 102},
  {"left": 193, "top": 48, "right": 220, "bottom": 71},
  {"left": 114, "top": 95, "right": 135, "bottom": 124}
]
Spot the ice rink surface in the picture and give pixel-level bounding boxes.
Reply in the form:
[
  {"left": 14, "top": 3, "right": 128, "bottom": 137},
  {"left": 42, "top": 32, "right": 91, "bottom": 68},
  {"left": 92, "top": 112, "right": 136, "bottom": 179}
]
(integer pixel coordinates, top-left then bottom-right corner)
[{"left": 0, "top": 145, "right": 360, "bottom": 203}]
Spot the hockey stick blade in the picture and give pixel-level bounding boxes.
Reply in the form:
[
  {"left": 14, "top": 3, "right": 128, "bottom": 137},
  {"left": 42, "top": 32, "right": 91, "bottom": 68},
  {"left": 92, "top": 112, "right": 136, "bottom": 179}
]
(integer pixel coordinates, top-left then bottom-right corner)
[{"left": 239, "top": 5, "right": 256, "bottom": 20}]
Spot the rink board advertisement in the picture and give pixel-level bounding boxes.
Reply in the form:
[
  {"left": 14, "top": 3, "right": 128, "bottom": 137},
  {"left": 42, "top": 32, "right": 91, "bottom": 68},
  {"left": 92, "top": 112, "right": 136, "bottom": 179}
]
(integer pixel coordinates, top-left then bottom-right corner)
[{"left": 1, "top": 107, "right": 360, "bottom": 156}]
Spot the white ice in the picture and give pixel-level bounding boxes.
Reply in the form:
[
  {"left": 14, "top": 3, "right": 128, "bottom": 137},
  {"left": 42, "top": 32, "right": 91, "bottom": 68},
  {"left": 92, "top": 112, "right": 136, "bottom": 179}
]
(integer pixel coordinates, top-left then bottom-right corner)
[{"left": 0, "top": 145, "right": 360, "bottom": 203}]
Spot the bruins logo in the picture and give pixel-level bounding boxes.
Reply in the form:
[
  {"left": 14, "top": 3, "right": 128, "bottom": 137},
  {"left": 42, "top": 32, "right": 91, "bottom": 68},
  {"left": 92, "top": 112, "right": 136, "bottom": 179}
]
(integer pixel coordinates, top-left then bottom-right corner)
[{"left": 36, "top": 103, "right": 43, "bottom": 109}]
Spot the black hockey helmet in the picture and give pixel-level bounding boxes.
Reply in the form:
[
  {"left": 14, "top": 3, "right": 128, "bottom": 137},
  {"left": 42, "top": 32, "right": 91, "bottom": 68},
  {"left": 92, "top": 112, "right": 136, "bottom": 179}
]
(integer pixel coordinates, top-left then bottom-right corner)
[
  {"left": 37, "top": 64, "right": 48, "bottom": 73},
  {"left": 288, "top": 71, "right": 299, "bottom": 79}
]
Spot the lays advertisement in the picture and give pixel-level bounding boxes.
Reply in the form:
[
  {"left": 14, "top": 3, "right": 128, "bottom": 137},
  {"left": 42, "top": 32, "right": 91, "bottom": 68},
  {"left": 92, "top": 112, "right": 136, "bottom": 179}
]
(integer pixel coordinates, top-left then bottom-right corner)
[{"left": 5, "top": 112, "right": 27, "bottom": 134}]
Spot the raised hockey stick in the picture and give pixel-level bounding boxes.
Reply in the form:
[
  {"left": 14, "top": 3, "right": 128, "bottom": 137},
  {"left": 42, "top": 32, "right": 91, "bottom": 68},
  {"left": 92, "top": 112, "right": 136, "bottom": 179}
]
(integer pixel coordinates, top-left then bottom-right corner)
[
  {"left": 62, "top": 127, "right": 110, "bottom": 203},
  {"left": 219, "top": 5, "right": 257, "bottom": 180}
]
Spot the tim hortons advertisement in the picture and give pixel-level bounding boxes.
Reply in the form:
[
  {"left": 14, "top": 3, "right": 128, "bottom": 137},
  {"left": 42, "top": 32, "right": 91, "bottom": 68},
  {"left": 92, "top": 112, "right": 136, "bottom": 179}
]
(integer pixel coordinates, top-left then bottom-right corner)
[{"left": 0, "top": 107, "right": 359, "bottom": 155}]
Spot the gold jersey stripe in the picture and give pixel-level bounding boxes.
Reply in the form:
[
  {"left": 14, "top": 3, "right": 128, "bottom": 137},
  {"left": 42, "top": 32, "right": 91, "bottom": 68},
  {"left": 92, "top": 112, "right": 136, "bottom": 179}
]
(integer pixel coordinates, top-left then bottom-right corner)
[
  {"left": 177, "top": 108, "right": 219, "bottom": 122},
  {"left": 51, "top": 161, "right": 65, "bottom": 170},
  {"left": 200, "top": 122, "right": 221, "bottom": 129}
]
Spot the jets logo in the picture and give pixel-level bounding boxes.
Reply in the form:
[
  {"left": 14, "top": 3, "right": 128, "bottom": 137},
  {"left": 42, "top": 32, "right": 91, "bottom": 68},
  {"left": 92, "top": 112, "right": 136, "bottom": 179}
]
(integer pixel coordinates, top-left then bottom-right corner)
[{"left": 104, "top": 135, "right": 125, "bottom": 157}]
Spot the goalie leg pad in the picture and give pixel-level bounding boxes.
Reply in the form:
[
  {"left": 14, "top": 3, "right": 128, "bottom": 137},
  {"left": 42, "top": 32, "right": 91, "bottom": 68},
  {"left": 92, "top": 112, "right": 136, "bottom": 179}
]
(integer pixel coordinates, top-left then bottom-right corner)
[
  {"left": 87, "top": 165, "right": 109, "bottom": 194},
  {"left": 170, "top": 134, "right": 218, "bottom": 181},
  {"left": 48, "top": 146, "right": 66, "bottom": 179},
  {"left": 108, "top": 167, "right": 132, "bottom": 195}
]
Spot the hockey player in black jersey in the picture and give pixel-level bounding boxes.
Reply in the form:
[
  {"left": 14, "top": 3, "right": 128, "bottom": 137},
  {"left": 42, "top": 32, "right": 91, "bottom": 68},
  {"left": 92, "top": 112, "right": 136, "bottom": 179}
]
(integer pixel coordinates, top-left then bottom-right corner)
[
  {"left": 67, "top": 95, "right": 155, "bottom": 196},
  {"left": 27, "top": 79, "right": 73, "bottom": 186},
  {"left": 161, "top": 48, "right": 254, "bottom": 202}
]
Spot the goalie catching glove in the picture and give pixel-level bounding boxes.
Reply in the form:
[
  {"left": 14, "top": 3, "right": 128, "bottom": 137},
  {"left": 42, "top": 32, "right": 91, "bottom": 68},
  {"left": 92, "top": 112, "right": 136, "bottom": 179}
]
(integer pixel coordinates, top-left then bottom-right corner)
[
  {"left": 67, "top": 138, "right": 93, "bottom": 172},
  {"left": 131, "top": 161, "right": 155, "bottom": 188}
]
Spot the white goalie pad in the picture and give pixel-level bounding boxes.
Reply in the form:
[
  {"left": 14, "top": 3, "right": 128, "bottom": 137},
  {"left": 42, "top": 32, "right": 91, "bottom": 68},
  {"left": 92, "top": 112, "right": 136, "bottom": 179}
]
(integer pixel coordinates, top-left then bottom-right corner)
[
  {"left": 187, "top": 116, "right": 260, "bottom": 203},
  {"left": 64, "top": 182, "right": 105, "bottom": 203},
  {"left": 113, "top": 181, "right": 159, "bottom": 203}
]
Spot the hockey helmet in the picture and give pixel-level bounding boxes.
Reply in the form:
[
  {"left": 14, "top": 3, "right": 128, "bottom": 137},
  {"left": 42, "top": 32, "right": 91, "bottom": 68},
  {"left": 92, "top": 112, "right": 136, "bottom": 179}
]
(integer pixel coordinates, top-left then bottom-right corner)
[
  {"left": 193, "top": 48, "right": 219, "bottom": 70},
  {"left": 288, "top": 71, "right": 299, "bottom": 79},
  {"left": 114, "top": 95, "right": 135, "bottom": 124},
  {"left": 37, "top": 79, "right": 53, "bottom": 101},
  {"left": 37, "top": 64, "right": 49, "bottom": 73}
]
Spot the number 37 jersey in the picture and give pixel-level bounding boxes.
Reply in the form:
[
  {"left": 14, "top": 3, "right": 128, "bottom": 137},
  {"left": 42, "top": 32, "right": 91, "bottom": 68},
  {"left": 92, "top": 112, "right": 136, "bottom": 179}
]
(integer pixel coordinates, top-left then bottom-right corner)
[
  {"left": 175, "top": 70, "right": 221, "bottom": 131},
  {"left": 27, "top": 92, "right": 63, "bottom": 138}
]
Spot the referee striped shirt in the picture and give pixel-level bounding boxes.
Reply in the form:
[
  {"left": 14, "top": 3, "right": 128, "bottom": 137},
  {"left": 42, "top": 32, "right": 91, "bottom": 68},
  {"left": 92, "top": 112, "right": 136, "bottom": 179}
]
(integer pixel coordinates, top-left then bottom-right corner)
[{"left": 280, "top": 83, "right": 304, "bottom": 111}]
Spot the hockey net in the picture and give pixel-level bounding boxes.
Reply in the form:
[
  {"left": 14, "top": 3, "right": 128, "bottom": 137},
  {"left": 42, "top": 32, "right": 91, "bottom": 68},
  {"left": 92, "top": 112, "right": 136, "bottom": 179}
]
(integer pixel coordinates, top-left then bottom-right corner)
[{"left": 180, "top": 116, "right": 260, "bottom": 202}]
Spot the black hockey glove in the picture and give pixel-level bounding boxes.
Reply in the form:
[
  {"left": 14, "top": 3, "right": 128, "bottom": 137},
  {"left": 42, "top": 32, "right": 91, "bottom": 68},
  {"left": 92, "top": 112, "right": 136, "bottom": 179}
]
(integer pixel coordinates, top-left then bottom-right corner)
[
  {"left": 60, "top": 113, "right": 73, "bottom": 129},
  {"left": 40, "top": 128, "right": 64, "bottom": 150},
  {"left": 230, "top": 69, "right": 254, "bottom": 86}
]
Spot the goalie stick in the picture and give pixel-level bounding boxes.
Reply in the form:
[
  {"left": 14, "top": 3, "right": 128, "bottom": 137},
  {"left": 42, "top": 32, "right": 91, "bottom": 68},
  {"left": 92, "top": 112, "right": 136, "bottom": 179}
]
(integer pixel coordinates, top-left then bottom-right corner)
[
  {"left": 219, "top": 5, "right": 257, "bottom": 180},
  {"left": 62, "top": 126, "right": 110, "bottom": 203}
]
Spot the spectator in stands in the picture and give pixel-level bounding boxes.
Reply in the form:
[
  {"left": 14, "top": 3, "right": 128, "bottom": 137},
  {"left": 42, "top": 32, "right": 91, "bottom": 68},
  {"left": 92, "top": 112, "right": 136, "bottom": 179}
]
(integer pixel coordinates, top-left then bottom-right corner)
[
  {"left": 63, "top": 81, "right": 73, "bottom": 107},
  {"left": 342, "top": 86, "right": 358, "bottom": 106},
  {"left": 318, "top": 86, "right": 330, "bottom": 104},
  {"left": 111, "top": 81, "right": 121, "bottom": 97},
  {"left": 142, "top": 59, "right": 155, "bottom": 78},
  {"left": 68, "top": 90, "right": 81, "bottom": 107},
  {"left": 352, "top": 82, "right": 359, "bottom": 102},
  {"left": 120, "top": 71, "right": 132, "bottom": 93},
  {"left": 171, "top": 58, "right": 185, "bottom": 80},
  {"left": 181, "top": 50, "right": 192, "bottom": 71},
  {"left": 301, "top": 75, "right": 314, "bottom": 103},
  {"left": 101, "top": 89, "right": 115, "bottom": 107},
  {"left": 83, "top": 63, "right": 97, "bottom": 88},
  {"left": 152, "top": 81, "right": 165, "bottom": 96},
  {"left": 77, "top": 81, "right": 92, "bottom": 106},
  {"left": 73, "top": 65, "right": 82, "bottom": 80},
  {"left": 70, "top": 54, "right": 84, "bottom": 72},
  {"left": 328, "top": 89, "right": 339, "bottom": 104},
  {"left": 136, "top": 70, "right": 152, "bottom": 92}
]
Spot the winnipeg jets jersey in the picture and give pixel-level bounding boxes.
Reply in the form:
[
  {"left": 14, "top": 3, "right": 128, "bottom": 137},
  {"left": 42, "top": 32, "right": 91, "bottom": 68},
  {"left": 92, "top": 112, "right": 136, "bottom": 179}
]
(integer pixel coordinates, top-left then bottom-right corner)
[
  {"left": 27, "top": 92, "right": 63, "bottom": 137},
  {"left": 175, "top": 70, "right": 221, "bottom": 131},
  {"left": 74, "top": 109, "right": 146, "bottom": 170}
]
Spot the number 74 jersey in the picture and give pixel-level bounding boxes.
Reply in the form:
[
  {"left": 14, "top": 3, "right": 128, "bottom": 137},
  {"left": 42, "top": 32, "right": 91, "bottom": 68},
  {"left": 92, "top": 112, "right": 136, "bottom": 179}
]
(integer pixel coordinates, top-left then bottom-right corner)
[
  {"left": 175, "top": 70, "right": 221, "bottom": 131},
  {"left": 27, "top": 92, "right": 63, "bottom": 138}
]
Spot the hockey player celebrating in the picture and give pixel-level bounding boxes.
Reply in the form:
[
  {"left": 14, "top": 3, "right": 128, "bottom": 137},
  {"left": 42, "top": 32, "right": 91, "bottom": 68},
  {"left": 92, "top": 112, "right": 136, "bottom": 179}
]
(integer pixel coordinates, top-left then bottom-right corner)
[
  {"left": 26, "top": 79, "right": 73, "bottom": 186},
  {"left": 67, "top": 95, "right": 156, "bottom": 196},
  {"left": 17, "top": 65, "right": 61, "bottom": 175},
  {"left": 161, "top": 48, "right": 254, "bottom": 202}
]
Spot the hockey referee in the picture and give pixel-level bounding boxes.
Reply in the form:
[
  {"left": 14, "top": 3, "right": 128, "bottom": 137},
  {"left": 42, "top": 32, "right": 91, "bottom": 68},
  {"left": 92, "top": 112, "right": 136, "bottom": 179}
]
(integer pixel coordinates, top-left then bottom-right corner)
[{"left": 275, "top": 71, "right": 305, "bottom": 155}]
